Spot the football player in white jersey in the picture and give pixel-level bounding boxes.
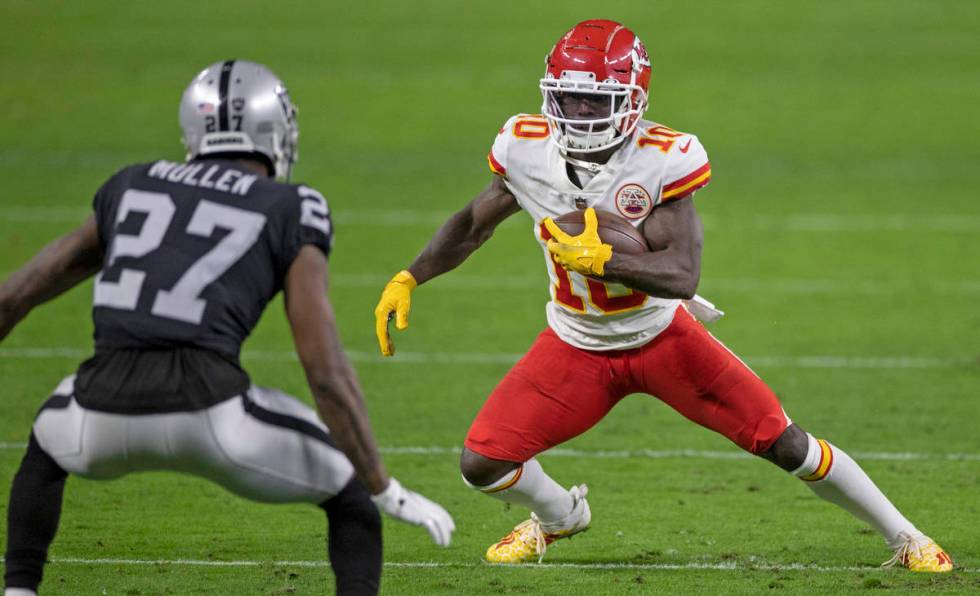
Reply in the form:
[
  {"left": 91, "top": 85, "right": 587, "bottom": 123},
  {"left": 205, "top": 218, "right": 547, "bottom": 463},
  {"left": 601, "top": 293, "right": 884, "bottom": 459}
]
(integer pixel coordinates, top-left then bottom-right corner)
[{"left": 374, "top": 20, "right": 951, "bottom": 571}]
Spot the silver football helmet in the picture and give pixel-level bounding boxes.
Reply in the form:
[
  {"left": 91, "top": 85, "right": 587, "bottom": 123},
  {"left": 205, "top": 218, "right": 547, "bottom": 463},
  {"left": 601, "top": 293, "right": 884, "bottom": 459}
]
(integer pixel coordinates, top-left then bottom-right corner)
[{"left": 179, "top": 60, "right": 298, "bottom": 179}]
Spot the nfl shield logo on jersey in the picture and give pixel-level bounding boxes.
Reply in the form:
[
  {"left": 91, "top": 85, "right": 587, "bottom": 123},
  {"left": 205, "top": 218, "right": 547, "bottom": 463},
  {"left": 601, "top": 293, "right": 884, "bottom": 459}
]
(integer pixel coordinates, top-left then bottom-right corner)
[{"left": 615, "top": 183, "right": 652, "bottom": 219}]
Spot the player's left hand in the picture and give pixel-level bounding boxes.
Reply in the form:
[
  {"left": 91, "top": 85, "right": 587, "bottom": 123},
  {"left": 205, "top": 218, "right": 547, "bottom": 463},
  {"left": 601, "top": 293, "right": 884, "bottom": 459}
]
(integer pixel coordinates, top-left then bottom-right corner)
[
  {"left": 543, "top": 208, "right": 613, "bottom": 277},
  {"left": 372, "top": 477, "right": 456, "bottom": 547}
]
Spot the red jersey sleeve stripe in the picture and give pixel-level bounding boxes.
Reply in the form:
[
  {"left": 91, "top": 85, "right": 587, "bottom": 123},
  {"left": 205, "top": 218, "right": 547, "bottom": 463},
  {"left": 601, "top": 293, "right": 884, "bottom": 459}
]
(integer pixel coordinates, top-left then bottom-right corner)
[
  {"left": 663, "top": 162, "right": 710, "bottom": 193},
  {"left": 661, "top": 163, "right": 711, "bottom": 201},
  {"left": 487, "top": 151, "right": 506, "bottom": 176}
]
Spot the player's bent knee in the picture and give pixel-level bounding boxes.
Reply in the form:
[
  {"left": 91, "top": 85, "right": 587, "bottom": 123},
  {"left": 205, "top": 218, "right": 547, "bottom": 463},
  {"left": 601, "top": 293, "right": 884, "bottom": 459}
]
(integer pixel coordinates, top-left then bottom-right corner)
[
  {"left": 759, "top": 424, "right": 809, "bottom": 472},
  {"left": 16, "top": 433, "right": 68, "bottom": 484},
  {"left": 459, "top": 447, "right": 520, "bottom": 488}
]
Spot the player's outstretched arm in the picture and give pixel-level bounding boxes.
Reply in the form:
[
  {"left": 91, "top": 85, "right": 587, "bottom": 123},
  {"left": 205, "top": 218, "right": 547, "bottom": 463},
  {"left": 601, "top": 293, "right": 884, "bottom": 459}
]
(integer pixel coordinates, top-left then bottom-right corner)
[
  {"left": 0, "top": 215, "right": 103, "bottom": 341},
  {"left": 406, "top": 176, "right": 521, "bottom": 285},
  {"left": 287, "top": 246, "right": 390, "bottom": 491},
  {"left": 286, "top": 246, "right": 455, "bottom": 545},
  {"left": 374, "top": 175, "right": 520, "bottom": 355},
  {"left": 601, "top": 196, "right": 703, "bottom": 299}
]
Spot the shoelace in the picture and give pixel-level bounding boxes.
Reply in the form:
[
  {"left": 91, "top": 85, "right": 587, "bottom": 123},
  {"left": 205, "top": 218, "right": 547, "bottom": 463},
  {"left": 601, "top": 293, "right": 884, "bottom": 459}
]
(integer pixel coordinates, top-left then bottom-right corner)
[
  {"left": 498, "top": 515, "right": 548, "bottom": 563},
  {"left": 501, "top": 487, "right": 586, "bottom": 564},
  {"left": 881, "top": 534, "right": 924, "bottom": 568},
  {"left": 524, "top": 514, "right": 548, "bottom": 563}
]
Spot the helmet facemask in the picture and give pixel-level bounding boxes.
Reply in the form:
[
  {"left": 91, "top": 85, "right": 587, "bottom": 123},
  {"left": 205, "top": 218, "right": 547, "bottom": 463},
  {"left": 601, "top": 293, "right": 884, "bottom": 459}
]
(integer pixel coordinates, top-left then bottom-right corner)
[
  {"left": 270, "top": 84, "right": 299, "bottom": 180},
  {"left": 540, "top": 72, "right": 647, "bottom": 154}
]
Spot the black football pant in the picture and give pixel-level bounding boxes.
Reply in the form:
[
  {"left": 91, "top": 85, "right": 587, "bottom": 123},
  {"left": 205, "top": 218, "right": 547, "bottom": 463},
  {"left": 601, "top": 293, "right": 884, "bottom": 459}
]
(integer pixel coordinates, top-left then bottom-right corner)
[
  {"left": 4, "top": 433, "right": 67, "bottom": 591},
  {"left": 321, "top": 478, "right": 383, "bottom": 595},
  {"left": 4, "top": 434, "right": 382, "bottom": 595}
]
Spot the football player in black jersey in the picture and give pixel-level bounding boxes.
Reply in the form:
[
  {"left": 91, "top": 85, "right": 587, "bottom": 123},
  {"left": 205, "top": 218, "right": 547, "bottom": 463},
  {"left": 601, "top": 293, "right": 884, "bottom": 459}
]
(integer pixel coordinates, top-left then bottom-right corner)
[{"left": 0, "top": 60, "right": 454, "bottom": 596}]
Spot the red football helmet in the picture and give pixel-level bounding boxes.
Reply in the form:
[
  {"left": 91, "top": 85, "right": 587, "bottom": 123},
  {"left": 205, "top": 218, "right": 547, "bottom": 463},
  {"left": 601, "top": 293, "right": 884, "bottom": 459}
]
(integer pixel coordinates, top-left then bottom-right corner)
[{"left": 540, "top": 19, "right": 652, "bottom": 154}]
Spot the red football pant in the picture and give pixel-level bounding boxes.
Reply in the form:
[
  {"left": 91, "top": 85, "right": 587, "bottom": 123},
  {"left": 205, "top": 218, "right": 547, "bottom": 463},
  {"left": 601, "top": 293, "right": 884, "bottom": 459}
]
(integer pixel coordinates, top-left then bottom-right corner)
[{"left": 464, "top": 307, "right": 789, "bottom": 462}]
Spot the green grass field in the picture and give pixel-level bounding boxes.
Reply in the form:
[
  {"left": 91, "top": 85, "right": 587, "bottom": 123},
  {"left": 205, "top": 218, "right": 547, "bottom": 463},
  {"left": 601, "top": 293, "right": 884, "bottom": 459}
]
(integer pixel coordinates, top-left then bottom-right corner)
[{"left": 1, "top": 0, "right": 978, "bottom": 593}]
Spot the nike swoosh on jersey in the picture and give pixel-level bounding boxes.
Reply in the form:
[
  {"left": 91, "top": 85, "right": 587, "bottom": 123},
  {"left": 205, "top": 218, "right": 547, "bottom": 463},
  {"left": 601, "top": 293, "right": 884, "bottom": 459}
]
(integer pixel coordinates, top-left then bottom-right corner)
[{"left": 679, "top": 138, "right": 693, "bottom": 153}]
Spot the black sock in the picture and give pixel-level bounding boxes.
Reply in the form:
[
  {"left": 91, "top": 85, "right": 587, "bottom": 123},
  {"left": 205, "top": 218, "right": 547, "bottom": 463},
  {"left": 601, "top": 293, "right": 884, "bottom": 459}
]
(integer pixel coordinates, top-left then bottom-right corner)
[
  {"left": 4, "top": 434, "right": 68, "bottom": 591},
  {"left": 320, "top": 478, "right": 382, "bottom": 596}
]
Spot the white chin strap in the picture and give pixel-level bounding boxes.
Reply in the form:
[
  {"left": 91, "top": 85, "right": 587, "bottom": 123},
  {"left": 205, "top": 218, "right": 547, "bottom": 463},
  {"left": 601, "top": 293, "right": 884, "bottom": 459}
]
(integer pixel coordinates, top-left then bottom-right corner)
[{"left": 564, "top": 125, "right": 616, "bottom": 151}]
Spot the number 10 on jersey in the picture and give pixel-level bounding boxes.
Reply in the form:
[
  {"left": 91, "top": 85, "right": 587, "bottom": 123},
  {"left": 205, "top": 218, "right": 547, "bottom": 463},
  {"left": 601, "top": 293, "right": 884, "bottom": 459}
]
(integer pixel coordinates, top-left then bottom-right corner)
[{"left": 539, "top": 225, "right": 647, "bottom": 314}]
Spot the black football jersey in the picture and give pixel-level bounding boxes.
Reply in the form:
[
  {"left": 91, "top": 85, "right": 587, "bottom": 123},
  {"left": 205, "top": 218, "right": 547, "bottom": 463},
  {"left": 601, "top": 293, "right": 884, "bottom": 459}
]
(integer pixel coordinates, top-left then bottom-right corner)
[{"left": 90, "top": 158, "right": 333, "bottom": 361}]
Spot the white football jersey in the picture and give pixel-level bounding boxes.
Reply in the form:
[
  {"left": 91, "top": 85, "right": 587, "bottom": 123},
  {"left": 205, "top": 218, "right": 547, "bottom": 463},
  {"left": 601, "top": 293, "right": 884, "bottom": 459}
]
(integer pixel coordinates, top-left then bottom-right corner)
[{"left": 488, "top": 114, "right": 712, "bottom": 350}]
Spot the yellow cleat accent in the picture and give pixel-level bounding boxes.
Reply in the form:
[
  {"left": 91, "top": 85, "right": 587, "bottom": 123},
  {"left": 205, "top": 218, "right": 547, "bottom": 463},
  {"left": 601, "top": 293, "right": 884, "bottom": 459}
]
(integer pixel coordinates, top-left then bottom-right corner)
[
  {"left": 882, "top": 532, "right": 953, "bottom": 572},
  {"left": 485, "top": 485, "right": 590, "bottom": 564}
]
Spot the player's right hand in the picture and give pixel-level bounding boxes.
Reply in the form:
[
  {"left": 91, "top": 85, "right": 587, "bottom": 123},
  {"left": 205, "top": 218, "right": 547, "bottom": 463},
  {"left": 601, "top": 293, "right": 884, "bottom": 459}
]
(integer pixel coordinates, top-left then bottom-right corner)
[
  {"left": 543, "top": 208, "right": 613, "bottom": 277},
  {"left": 374, "top": 270, "right": 417, "bottom": 356},
  {"left": 371, "top": 477, "right": 456, "bottom": 546}
]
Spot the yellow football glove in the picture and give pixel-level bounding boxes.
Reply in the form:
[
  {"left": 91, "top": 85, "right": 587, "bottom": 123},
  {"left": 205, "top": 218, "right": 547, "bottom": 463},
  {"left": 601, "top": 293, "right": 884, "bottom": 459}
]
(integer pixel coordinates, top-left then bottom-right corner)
[
  {"left": 542, "top": 208, "right": 613, "bottom": 277},
  {"left": 374, "top": 270, "right": 417, "bottom": 356}
]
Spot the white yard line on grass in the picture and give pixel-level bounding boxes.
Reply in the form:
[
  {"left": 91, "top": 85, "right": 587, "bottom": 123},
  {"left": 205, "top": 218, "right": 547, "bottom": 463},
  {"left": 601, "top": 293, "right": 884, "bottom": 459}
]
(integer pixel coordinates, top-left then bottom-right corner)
[
  {"left": 0, "top": 347, "right": 972, "bottom": 369},
  {"left": 2, "top": 442, "right": 978, "bottom": 462},
  {"left": 5, "top": 271, "right": 973, "bottom": 296},
  {"left": 5, "top": 206, "right": 980, "bottom": 233},
  {"left": 748, "top": 213, "right": 980, "bottom": 233},
  {"left": 372, "top": 446, "right": 980, "bottom": 462},
  {"left": 328, "top": 273, "right": 980, "bottom": 296},
  {"left": 6, "top": 271, "right": 974, "bottom": 295},
  {"left": 44, "top": 557, "right": 978, "bottom": 573}
]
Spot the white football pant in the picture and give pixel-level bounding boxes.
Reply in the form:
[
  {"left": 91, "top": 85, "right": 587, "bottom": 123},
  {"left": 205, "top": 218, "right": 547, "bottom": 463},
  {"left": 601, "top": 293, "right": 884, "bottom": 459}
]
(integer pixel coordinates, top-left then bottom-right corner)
[{"left": 32, "top": 375, "right": 355, "bottom": 503}]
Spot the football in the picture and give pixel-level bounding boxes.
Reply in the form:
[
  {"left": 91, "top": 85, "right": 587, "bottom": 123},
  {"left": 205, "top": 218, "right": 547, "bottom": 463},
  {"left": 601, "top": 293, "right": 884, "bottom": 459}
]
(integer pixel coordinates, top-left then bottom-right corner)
[{"left": 552, "top": 209, "right": 650, "bottom": 254}]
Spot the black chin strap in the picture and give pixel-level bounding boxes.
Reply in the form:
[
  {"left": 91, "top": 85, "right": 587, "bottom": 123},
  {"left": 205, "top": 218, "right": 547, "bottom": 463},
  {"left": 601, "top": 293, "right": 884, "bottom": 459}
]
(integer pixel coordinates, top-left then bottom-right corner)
[{"left": 565, "top": 161, "right": 584, "bottom": 189}]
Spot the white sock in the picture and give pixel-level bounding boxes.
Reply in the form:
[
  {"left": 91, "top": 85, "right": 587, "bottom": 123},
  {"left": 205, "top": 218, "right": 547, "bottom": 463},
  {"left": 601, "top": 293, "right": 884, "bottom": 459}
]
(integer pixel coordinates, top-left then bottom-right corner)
[
  {"left": 793, "top": 433, "right": 919, "bottom": 548},
  {"left": 466, "top": 458, "right": 574, "bottom": 524},
  {"left": 6, "top": 588, "right": 38, "bottom": 596}
]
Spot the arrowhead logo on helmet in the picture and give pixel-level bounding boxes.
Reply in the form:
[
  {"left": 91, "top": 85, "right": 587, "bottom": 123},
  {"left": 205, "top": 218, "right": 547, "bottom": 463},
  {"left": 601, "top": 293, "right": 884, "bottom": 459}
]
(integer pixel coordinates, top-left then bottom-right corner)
[
  {"left": 631, "top": 37, "right": 651, "bottom": 70},
  {"left": 539, "top": 19, "right": 652, "bottom": 156}
]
